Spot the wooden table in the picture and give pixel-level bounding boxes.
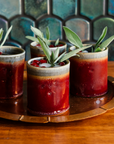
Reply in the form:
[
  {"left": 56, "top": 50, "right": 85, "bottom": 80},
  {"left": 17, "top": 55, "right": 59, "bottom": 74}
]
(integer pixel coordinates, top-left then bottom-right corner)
[{"left": 0, "top": 61, "right": 114, "bottom": 144}]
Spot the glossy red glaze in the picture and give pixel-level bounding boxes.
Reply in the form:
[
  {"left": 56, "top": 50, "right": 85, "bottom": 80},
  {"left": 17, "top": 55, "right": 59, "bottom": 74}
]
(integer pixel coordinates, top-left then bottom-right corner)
[
  {"left": 27, "top": 73, "right": 69, "bottom": 115},
  {"left": 0, "top": 60, "right": 24, "bottom": 99},
  {"left": 70, "top": 57, "right": 108, "bottom": 97}
]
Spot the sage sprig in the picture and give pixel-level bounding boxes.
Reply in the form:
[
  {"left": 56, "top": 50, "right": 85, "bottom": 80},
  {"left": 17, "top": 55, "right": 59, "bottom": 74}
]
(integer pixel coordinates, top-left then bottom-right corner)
[
  {"left": 94, "top": 26, "right": 114, "bottom": 52},
  {"left": 26, "top": 26, "right": 59, "bottom": 46},
  {"left": 0, "top": 25, "right": 13, "bottom": 47},
  {"left": 26, "top": 26, "right": 92, "bottom": 66},
  {"left": 64, "top": 26, "right": 114, "bottom": 53}
]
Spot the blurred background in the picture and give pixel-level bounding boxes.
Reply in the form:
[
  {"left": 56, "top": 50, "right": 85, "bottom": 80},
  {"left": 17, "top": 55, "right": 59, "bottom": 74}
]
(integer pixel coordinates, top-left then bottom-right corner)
[{"left": 0, "top": 0, "right": 114, "bottom": 60}]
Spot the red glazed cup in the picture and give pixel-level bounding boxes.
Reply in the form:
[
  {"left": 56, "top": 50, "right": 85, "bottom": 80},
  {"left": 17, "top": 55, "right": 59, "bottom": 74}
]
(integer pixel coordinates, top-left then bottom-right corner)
[
  {"left": 27, "top": 57, "right": 70, "bottom": 115},
  {"left": 0, "top": 46, "right": 25, "bottom": 99},
  {"left": 69, "top": 46, "right": 108, "bottom": 97}
]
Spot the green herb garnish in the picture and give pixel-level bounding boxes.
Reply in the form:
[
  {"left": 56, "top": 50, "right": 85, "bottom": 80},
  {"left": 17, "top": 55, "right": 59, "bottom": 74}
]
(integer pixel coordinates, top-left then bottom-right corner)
[
  {"left": 26, "top": 26, "right": 60, "bottom": 47},
  {"left": 26, "top": 26, "right": 92, "bottom": 66},
  {"left": 63, "top": 26, "right": 114, "bottom": 52},
  {"left": 0, "top": 25, "right": 13, "bottom": 47}
]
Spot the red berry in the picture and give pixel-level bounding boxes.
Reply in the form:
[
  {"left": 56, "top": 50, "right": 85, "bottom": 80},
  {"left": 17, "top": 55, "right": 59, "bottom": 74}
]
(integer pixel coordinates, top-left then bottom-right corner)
[
  {"left": 32, "top": 60, "right": 40, "bottom": 65},
  {"left": 49, "top": 44, "right": 54, "bottom": 47},
  {"left": 57, "top": 44, "right": 63, "bottom": 47},
  {"left": 36, "top": 44, "right": 41, "bottom": 47},
  {"left": 40, "top": 59, "right": 47, "bottom": 64},
  {"left": 59, "top": 62, "right": 65, "bottom": 66},
  {"left": 31, "top": 62, "right": 39, "bottom": 67},
  {"left": 41, "top": 66, "right": 46, "bottom": 68},
  {"left": 0, "top": 52, "right": 2, "bottom": 55}
]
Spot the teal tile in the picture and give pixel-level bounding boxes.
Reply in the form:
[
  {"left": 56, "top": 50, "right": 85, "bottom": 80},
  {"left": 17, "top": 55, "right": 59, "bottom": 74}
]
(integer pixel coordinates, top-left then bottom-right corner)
[
  {"left": 25, "top": 43, "right": 31, "bottom": 61},
  {"left": 108, "top": 44, "right": 114, "bottom": 61},
  {"left": 108, "top": 0, "right": 114, "bottom": 15},
  {"left": 53, "top": 0, "right": 77, "bottom": 20},
  {"left": 93, "top": 17, "right": 114, "bottom": 41},
  {"left": 4, "top": 41, "right": 21, "bottom": 48},
  {"left": 38, "top": 17, "right": 62, "bottom": 40},
  {"left": 65, "top": 18, "right": 90, "bottom": 42},
  {"left": 0, "top": 0, "right": 21, "bottom": 19},
  {"left": 10, "top": 17, "right": 35, "bottom": 45},
  {"left": 80, "top": 0, "right": 105, "bottom": 19},
  {"left": 24, "top": 0, "right": 47, "bottom": 19}
]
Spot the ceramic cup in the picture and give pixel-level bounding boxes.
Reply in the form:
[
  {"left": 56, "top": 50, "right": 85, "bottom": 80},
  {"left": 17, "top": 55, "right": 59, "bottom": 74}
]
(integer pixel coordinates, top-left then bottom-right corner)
[
  {"left": 69, "top": 46, "right": 108, "bottom": 97},
  {"left": 27, "top": 57, "right": 70, "bottom": 115},
  {"left": 0, "top": 46, "right": 25, "bottom": 99},
  {"left": 30, "top": 41, "right": 67, "bottom": 58}
]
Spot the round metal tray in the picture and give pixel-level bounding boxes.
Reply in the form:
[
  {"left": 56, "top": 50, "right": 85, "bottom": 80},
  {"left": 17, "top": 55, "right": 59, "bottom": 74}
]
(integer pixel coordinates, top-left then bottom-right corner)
[{"left": 0, "top": 76, "right": 114, "bottom": 123}]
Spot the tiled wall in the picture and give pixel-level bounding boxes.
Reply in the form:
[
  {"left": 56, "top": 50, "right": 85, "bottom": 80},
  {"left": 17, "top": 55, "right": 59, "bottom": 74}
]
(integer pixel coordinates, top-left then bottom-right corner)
[{"left": 0, "top": 0, "right": 114, "bottom": 60}]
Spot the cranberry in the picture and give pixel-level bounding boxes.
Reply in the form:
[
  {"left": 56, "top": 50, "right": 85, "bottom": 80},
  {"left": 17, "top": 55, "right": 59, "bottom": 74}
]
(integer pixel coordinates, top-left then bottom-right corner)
[
  {"left": 49, "top": 44, "right": 54, "bottom": 47},
  {"left": 40, "top": 59, "right": 47, "bottom": 64},
  {"left": 59, "top": 62, "right": 65, "bottom": 66},
  {"left": 31, "top": 63, "right": 39, "bottom": 67},
  {"left": 57, "top": 44, "right": 63, "bottom": 47},
  {"left": 41, "top": 66, "right": 46, "bottom": 68},
  {"left": 32, "top": 60, "right": 40, "bottom": 65},
  {"left": 0, "top": 52, "right": 2, "bottom": 55},
  {"left": 36, "top": 44, "right": 41, "bottom": 47}
]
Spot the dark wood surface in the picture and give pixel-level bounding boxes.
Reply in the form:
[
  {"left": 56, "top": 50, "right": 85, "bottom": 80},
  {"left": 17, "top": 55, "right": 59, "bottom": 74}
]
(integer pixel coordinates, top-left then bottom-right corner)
[{"left": 0, "top": 61, "right": 114, "bottom": 144}]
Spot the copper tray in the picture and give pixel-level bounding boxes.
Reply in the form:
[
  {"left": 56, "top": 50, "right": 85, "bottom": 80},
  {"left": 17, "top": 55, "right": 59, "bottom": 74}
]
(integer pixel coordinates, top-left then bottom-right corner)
[{"left": 0, "top": 76, "right": 114, "bottom": 123}]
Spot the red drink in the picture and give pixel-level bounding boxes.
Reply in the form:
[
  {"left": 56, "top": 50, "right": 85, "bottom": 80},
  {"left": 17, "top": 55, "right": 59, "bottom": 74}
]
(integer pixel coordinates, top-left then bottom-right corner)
[
  {"left": 0, "top": 60, "right": 24, "bottom": 99},
  {"left": 0, "top": 47, "right": 25, "bottom": 99},
  {"left": 70, "top": 49, "right": 108, "bottom": 97},
  {"left": 27, "top": 58, "right": 70, "bottom": 115},
  {"left": 27, "top": 73, "right": 69, "bottom": 115}
]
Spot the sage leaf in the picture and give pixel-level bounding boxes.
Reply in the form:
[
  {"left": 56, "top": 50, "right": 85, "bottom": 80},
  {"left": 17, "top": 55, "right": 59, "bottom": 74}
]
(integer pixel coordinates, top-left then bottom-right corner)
[
  {"left": 55, "top": 38, "right": 59, "bottom": 46},
  {"left": 94, "top": 27, "right": 107, "bottom": 50},
  {"left": 0, "top": 28, "right": 3, "bottom": 41},
  {"left": 99, "top": 35, "right": 114, "bottom": 49},
  {"left": 26, "top": 36, "right": 39, "bottom": 43},
  {"left": 31, "top": 26, "right": 44, "bottom": 39},
  {"left": 1, "top": 25, "right": 13, "bottom": 47},
  {"left": 44, "top": 38, "right": 50, "bottom": 45},
  {"left": 37, "top": 37, "right": 51, "bottom": 62},
  {"left": 59, "top": 45, "right": 92, "bottom": 62},
  {"left": 54, "top": 51, "right": 66, "bottom": 64},
  {"left": 46, "top": 27, "right": 50, "bottom": 40},
  {"left": 94, "top": 47, "right": 102, "bottom": 52},
  {"left": 50, "top": 51, "right": 55, "bottom": 64},
  {"left": 63, "top": 26, "right": 83, "bottom": 48},
  {"left": 53, "top": 47, "right": 59, "bottom": 60}
]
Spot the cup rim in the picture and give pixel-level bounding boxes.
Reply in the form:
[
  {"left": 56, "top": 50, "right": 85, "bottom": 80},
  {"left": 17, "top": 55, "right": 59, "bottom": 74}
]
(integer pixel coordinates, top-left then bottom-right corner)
[
  {"left": 30, "top": 40, "right": 67, "bottom": 50},
  {"left": 27, "top": 57, "right": 70, "bottom": 70},
  {"left": 0, "top": 46, "right": 25, "bottom": 58},
  {"left": 69, "top": 45, "right": 108, "bottom": 55}
]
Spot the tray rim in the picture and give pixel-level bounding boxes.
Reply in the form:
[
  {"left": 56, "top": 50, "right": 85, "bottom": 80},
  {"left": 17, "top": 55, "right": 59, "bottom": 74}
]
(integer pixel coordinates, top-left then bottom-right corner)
[{"left": 0, "top": 76, "right": 114, "bottom": 123}]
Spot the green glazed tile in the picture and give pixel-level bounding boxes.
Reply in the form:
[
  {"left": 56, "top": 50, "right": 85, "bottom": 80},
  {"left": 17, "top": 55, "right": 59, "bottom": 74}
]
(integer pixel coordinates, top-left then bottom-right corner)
[
  {"left": 53, "top": 0, "right": 77, "bottom": 19},
  {"left": 93, "top": 17, "right": 114, "bottom": 41},
  {"left": 0, "top": 0, "right": 21, "bottom": 19},
  {"left": 38, "top": 17, "right": 62, "bottom": 40},
  {"left": 24, "top": 0, "right": 47, "bottom": 19},
  {"left": 108, "top": 43, "right": 114, "bottom": 61},
  {"left": 108, "top": 0, "right": 114, "bottom": 15},
  {"left": 66, "top": 18, "right": 90, "bottom": 42},
  {"left": 80, "top": 0, "right": 105, "bottom": 19},
  {"left": 10, "top": 17, "right": 35, "bottom": 45},
  {"left": 25, "top": 43, "right": 31, "bottom": 61},
  {"left": 4, "top": 41, "right": 21, "bottom": 48}
]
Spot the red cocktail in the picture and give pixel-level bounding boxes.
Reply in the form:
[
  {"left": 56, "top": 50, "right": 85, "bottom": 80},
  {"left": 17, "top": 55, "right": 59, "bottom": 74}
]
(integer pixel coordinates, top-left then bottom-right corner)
[
  {"left": 70, "top": 47, "right": 108, "bottom": 97},
  {"left": 0, "top": 47, "right": 25, "bottom": 99},
  {"left": 27, "top": 57, "right": 70, "bottom": 115}
]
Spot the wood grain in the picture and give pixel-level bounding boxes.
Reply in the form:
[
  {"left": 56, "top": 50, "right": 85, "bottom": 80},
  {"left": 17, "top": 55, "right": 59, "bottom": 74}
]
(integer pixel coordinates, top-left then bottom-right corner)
[{"left": 0, "top": 61, "right": 114, "bottom": 144}]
